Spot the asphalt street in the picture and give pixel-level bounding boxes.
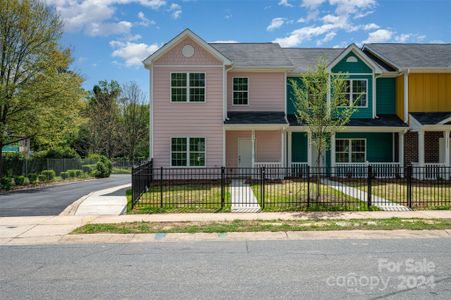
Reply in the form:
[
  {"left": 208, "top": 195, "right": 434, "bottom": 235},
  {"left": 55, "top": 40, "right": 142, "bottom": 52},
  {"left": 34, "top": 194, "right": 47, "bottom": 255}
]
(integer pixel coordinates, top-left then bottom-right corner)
[
  {"left": 1, "top": 238, "right": 450, "bottom": 299},
  {"left": 0, "top": 174, "right": 130, "bottom": 217}
]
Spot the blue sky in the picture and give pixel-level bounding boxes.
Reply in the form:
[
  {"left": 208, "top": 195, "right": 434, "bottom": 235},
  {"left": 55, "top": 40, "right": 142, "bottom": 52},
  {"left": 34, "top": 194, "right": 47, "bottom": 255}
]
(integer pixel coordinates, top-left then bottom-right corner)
[{"left": 48, "top": 0, "right": 451, "bottom": 96}]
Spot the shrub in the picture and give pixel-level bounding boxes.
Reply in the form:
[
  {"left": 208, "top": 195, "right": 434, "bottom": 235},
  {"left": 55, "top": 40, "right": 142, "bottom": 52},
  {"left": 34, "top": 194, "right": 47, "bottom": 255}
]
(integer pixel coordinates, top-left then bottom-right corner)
[
  {"left": 41, "top": 169, "right": 56, "bottom": 181},
  {"left": 94, "top": 162, "right": 110, "bottom": 178},
  {"left": 75, "top": 169, "right": 83, "bottom": 177},
  {"left": 60, "top": 172, "right": 69, "bottom": 180},
  {"left": 33, "top": 147, "right": 80, "bottom": 159},
  {"left": 0, "top": 177, "right": 13, "bottom": 190},
  {"left": 67, "top": 169, "right": 77, "bottom": 178},
  {"left": 14, "top": 176, "right": 26, "bottom": 185},
  {"left": 87, "top": 154, "right": 112, "bottom": 172},
  {"left": 28, "top": 173, "right": 38, "bottom": 184},
  {"left": 82, "top": 164, "right": 95, "bottom": 174},
  {"left": 38, "top": 174, "right": 47, "bottom": 182}
]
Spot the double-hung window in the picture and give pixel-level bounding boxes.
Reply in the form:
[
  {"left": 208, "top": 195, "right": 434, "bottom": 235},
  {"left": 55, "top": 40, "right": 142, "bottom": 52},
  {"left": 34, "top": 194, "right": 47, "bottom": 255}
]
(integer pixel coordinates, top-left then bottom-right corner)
[
  {"left": 171, "top": 73, "right": 205, "bottom": 102},
  {"left": 335, "top": 139, "right": 366, "bottom": 163},
  {"left": 340, "top": 79, "right": 367, "bottom": 107},
  {"left": 171, "top": 137, "right": 206, "bottom": 167},
  {"left": 233, "top": 77, "right": 248, "bottom": 105}
]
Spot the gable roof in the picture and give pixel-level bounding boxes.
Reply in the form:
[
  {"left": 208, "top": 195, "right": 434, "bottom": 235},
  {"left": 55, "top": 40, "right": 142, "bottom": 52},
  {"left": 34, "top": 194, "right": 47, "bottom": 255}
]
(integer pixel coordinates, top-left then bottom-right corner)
[
  {"left": 327, "top": 44, "right": 383, "bottom": 73},
  {"left": 143, "top": 29, "right": 232, "bottom": 66},
  {"left": 282, "top": 48, "right": 344, "bottom": 74},
  {"left": 209, "top": 43, "right": 293, "bottom": 68},
  {"left": 410, "top": 112, "right": 451, "bottom": 125},
  {"left": 363, "top": 43, "right": 451, "bottom": 70}
]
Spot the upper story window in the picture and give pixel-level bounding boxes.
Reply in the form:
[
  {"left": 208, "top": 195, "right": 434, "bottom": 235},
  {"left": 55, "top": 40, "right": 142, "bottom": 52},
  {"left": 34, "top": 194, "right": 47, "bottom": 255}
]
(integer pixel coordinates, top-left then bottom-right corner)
[
  {"left": 336, "top": 139, "right": 366, "bottom": 163},
  {"left": 171, "top": 137, "right": 206, "bottom": 167},
  {"left": 340, "top": 79, "right": 367, "bottom": 107},
  {"left": 233, "top": 77, "right": 249, "bottom": 105},
  {"left": 171, "top": 73, "right": 205, "bottom": 102}
]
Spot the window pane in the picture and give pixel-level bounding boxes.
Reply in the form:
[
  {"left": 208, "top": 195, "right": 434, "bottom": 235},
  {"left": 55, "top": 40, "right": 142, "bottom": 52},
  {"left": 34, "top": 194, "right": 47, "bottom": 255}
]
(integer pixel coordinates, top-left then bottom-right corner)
[
  {"left": 233, "top": 78, "right": 248, "bottom": 105},
  {"left": 351, "top": 153, "right": 365, "bottom": 163},
  {"left": 189, "top": 73, "right": 205, "bottom": 87},
  {"left": 352, "top": 80, "right": 367, "bottom": 107},
  {"left": 171, "top": 138, "right": 187, "bottom": 166},
  {"left": 336, "top": 140, "right": 349, "bottom": 152},
  {"left": 233, "top": 78, "right": 248, "bottom": 91},
  {"left": 233, "top": 91, "right": 248, "bottom": 105},
  {"left": 351, "top": 140, "right": 365, "bottom": 152},
  {"left": 189, "top": 88, "right": 205, "bottom": 102},
  {"left": 171, "top": 73, "right": 187, "bottom": 87},
  {"left": 190, "top": 152, "right": 205, "bottom": 166},
  {"left": 171, "top": 88, "right": 187, "bottom": 102},
  {"left": 172, "top": 152, "right": 187, "bottom": 166},
  {"left": 336, "top": 153, "right": 348, "bottom": 163},
  {"left": 189, "top": 138, "right": 205, "bottom": 152}
]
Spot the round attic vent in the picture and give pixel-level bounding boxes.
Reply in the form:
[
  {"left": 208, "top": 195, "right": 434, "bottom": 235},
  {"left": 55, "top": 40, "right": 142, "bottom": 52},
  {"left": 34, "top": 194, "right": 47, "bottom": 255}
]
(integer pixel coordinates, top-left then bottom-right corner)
[
  {"left": 346, "top": 56, "right": 358, "bottom": 63},
  {"left": 182, "top": 45, "right": 194, "bottom": 58}
]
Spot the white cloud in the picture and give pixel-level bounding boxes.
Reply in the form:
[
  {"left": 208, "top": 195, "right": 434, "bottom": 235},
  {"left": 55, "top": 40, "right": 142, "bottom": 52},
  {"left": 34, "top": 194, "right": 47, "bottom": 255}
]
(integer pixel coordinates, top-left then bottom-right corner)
[
  {"left": 362, "top": 23, "right": 379, "bottom": 31},
  {"left": 46, "top": 0, "right": 166, "bottom": 35},
  {"left": 363, "top": 29, "right": 394, "bottom": 43},
  {"left": 110, "top": 40, "right": 160, "bottom": 66},
  {"left": 210, "top": 40, "right": 239, "bottom": 43},
  {"left": 278, "top": 0, "right": 293, "bottom": 7},
  {"left": 395, "top": 33, "right": 426, "bottom": 43},
  {"left": 301, "top": 0, "right": 326, "bottom": 9},
  {"left": 137, "top": 11, "right": 156, "bottom": 27},
  {"left": 267, "top": 18, "right": 286, "bottom": 32},
  {"left": 169, "top": 3, "right": 182, "bottom": 19},
  {"left": 329, "top": 0, "right": 376, "bottom": 17}
]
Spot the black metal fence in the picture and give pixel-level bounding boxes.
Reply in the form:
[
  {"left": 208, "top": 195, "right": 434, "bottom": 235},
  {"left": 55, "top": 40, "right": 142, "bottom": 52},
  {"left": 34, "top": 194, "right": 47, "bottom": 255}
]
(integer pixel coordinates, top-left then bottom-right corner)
[{"left": 131, "top": 163, "right": 451, "bottom": 211}]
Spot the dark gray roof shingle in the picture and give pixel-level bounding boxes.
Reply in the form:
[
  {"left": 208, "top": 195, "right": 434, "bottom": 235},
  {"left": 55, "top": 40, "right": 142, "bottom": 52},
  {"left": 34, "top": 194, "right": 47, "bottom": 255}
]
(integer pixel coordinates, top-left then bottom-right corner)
[
  {"left": 364, "top": 43, "right": 451, "bottom": 69},
  {"left": 209, "top": 43, "right": 293, "bottom": 67},
  {"left": 282, "top": 48, "right": 344, "bottom": 73},
  {"left": 225, "top": 111, "right": 287, "bottom": 125},
  {"left": 288, "top": 114, "right": 407, "bottom": 127},
  {"left": 410, "top": 112, "right": 451, "bottom": 125}
]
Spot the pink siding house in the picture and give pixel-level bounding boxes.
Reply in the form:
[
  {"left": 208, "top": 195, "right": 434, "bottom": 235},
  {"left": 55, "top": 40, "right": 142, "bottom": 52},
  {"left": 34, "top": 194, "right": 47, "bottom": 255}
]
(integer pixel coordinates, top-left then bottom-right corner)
[{"left": 144, "top": 29, "right": 291, "bottom": 168}]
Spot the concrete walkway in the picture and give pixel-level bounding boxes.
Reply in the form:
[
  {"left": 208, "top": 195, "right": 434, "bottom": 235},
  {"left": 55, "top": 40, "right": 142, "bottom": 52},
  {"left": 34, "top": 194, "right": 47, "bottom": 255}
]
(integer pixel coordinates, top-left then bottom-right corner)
[
  {"left": 60, "top": 184, "right": 130, "bottom": 216},
  {"left": 322, "top": 179, "right": 410, "bottom": 211},
  {"left": 231, "top": 179, "right": 261, "bottom": 212},
  {"left": 1, "top": 211, "right": 450, "bottom": 245}
]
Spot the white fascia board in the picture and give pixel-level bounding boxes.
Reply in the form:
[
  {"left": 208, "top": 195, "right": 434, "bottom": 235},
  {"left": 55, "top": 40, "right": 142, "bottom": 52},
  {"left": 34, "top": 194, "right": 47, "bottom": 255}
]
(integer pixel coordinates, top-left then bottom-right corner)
[
  {"left": 328, "top": 44, "right": 383, "bottom": 74},
  {"left": 224, "top": 124, "right": 287, "bottom": 131},
  {"left": 143, "top": 29, "right": 232, "bottom": 66}
]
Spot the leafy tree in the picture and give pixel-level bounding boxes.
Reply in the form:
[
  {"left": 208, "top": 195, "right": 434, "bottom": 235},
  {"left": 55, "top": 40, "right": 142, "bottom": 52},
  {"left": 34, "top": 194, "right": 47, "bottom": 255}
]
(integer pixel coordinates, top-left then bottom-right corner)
[
  {"left": 86, "top": 80, "right": 122, "bottom": 157},
  {"left": 290, "top": 60, "right": 356, "bottom": 200},
  {"left": 0, "top": 0, "right": 84, "bottom": 175},
  {"left": 119, "top": 82, "right": 149, "bottom": 161}
]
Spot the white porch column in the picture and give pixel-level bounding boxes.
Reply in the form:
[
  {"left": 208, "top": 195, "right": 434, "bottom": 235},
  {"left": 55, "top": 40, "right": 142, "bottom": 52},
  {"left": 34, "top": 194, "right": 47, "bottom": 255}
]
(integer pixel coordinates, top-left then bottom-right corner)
[
  {"left": 288, "top": 131, "right": 292, "bottom": 168},
  {"left": 330, "top": 132, "right": 336, "bottom": 174},
  {"left": 281, "top": 129, "right": 285, "bottom": 167},
  {"left": 307, "top": 131, "right": 312, "bottom": 167},
  {"left": 444, "top": 131, "right": 450, "bottom": 167},
  {"left": 251, "top": 130, "right": 255, "bottom": 168},
  {"left": 418, "top": 130, "right": 425, "bottom": 167},
  {"left": 399, "top": 132, "right": 405, "bottom": 168}
]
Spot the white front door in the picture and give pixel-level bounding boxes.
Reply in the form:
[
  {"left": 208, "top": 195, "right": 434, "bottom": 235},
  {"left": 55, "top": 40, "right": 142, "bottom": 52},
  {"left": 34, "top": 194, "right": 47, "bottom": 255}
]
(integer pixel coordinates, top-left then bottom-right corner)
[
  {"left": 439, "top": 138, "right": 451, "bottom": 163},
  {"left": 238, "top": 138, "right": 252, "bottom": 168}
]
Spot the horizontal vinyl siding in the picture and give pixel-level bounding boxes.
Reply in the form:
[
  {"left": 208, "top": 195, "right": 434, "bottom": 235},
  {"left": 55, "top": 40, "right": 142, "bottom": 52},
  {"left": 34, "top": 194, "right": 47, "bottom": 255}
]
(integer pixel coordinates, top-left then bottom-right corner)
[
  {"left": 409, "top": 73, "right": 451, "bottom": 112},
  {"left": 255, "top": 131, "right": 281, "bottom": 162},
  {"left": 227, "top": 72, "right": 285, "bottom": 112},
  {"left": 153, "top": 66, "right": 224, "bottom": 167},
  {"left": 331, "top": 51, "right": 372, "bottom": 73},
  {"left": 396, "top": 75, "right": 405, "bottom": 121},
  {"left": 225, "top": 131, "right": 251, "bottom": 167}
]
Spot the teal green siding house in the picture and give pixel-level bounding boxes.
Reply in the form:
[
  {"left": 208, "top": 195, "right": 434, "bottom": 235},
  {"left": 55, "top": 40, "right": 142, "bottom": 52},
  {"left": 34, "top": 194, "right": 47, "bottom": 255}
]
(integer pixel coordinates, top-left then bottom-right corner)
[{"left": 285, "top": 44, "right": 407, "bottom": 173}]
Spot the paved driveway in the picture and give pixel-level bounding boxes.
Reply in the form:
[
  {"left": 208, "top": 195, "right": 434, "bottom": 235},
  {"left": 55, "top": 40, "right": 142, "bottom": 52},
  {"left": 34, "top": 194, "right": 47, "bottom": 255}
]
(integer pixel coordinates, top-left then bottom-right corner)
[{"left": 0, "top": 175, "right": 130, "bottom": 217}]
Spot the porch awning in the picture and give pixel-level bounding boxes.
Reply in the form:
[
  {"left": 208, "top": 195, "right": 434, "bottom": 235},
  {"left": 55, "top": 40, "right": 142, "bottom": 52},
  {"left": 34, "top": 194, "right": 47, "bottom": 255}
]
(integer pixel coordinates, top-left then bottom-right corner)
[
  {"left": 225, "top": 111, "right": 288, "bottom": 125},
  {"left": 410, "top": 112, "right": 451, "bottom": 125},
  {"left": 288, "top": 114, "right": 407, "bottom": 127}
]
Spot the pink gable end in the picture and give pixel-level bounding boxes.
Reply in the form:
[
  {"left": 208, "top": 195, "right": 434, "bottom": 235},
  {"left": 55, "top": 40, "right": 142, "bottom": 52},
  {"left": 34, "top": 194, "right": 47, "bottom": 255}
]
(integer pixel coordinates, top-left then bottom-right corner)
[{"left": 154, "top": 36, "right": 222, "bottom": 65}]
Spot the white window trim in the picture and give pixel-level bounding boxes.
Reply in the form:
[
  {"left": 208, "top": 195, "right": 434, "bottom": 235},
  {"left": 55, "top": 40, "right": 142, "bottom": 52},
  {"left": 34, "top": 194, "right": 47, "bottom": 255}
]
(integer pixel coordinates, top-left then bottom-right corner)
[
  {"left": 170, "top": 136, "right": 206, "bottom": 167},
  {"left": 170, "top": 72, "right": 207, "bottom": 103},
  {"left": 335, "top": 138, "right": 367, "bottom": 163},
  {"left": 337, "top": 78, "right": 368, "bottom": 108},
  {"left": 232, "top": 76, "right": 249, "bottom": 106}
]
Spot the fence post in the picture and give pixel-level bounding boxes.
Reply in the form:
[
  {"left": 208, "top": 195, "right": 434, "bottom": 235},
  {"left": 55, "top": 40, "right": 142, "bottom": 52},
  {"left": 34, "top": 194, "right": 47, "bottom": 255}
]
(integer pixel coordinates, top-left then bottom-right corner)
[
  {"left": 307, "top": 166, "right": 310, "bottom": 208},
  {"left": 131, "top": 166, "right": 135, "bottom": 209},
  {"left": 367, "top": 165, "right": 372, "bottom": 210},
  {"left": 160, "top": 166, "right": 163, "bottom": 208},
  {"left": 221, "top": 167, "right": 225, "bottom": 209},
  {"left": 407, "top": 165, "right": 412, "bottom": 209},
  {"left": 260, "top": 167, "right": 265, "bottom": 210}
]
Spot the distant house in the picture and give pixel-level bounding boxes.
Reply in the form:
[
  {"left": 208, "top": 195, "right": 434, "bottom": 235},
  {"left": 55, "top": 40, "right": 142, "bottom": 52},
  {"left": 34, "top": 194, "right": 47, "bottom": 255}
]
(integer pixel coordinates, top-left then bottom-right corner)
[{"left": 143, "top": 29, "right": 451, "bottom": 174}]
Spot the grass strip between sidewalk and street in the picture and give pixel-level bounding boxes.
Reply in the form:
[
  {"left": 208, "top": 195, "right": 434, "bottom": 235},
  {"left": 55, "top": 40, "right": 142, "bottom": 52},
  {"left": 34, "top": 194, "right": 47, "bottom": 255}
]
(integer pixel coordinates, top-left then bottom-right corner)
[{"left": 72, "top": 218, "right": 451, "bottom": 234}]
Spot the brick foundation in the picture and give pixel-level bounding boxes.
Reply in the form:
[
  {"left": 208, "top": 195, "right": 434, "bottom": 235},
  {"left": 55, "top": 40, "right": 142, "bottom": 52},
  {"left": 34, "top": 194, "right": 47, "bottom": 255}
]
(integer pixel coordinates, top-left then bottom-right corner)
[{"left": 404, "top": 131, "right": 448, "bottom": 164}]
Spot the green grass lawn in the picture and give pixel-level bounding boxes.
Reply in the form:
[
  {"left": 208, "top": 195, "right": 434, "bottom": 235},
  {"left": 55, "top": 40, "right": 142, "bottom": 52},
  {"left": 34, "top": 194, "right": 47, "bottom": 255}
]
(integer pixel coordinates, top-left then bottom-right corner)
[
  {"left": 344, "top": 180, "right": 451, "bottom": 209},
  {"left": 250, "top": 180, "right": 375, "bottom": 211},
  {"left": 72, "top": 218, "right": 451, "bottom": 234},
  {"left": 128, "top": 184, "right": 231, "bottom": 214}
]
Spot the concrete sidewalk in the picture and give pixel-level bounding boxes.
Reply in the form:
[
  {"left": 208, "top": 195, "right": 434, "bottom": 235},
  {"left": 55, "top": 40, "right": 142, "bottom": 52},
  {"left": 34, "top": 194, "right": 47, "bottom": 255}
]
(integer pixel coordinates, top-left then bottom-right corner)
[{"left": 0, "top": 210, "right": 450, "bottom": 245}]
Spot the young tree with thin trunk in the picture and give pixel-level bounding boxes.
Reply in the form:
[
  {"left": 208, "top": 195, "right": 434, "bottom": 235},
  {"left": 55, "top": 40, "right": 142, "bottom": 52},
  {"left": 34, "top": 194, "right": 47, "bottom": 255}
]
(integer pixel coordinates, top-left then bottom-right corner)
[
  {"left": 290, "top": 60, "right": 356, "bottom": 201},
  {"left": 0, "top": 0, "right": 84, "bottom": 176}
]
